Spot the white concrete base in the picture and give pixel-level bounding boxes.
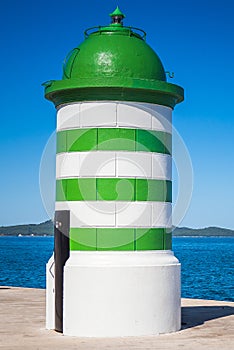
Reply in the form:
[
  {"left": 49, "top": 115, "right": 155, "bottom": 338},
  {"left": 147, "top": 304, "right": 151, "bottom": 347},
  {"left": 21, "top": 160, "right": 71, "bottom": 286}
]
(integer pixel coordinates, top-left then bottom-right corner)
[
  {"left": 63, "top": 251, "right": 181, "bottom": 337},
  {"left": 46, "top": 254, "right": 55, "bottom": 330}
]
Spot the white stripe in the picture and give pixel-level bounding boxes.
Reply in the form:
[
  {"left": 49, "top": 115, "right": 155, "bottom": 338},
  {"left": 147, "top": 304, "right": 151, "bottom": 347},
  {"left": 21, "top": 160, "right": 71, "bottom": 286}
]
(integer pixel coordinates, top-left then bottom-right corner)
[
  {"left": 56, "top": 152, "right": 116, "bottom": 178},
  {"left": 152, "top": 202, "right": 172, "bottom": 227},
  {"left": 55, "top": 201, "right": 171, "bottom": 228},
  {"left": 57, "top": 103, "right": 80, "bottom": 130},
  {"left": 80, "top": 102, "right": 117, "bottom": 127},
  {"left": 56, "top": 152, "right": 80, "bottom": 178},
  {"left": 56, "top": 151, "right": 172, "bottom": 180},
  {"left": 116, "top": 202, "right": 171, "bottom": 228},
  {"left": 152, "top": 153, "right": 172, "bottom": 180},
  {"left": 117, "top": 103, "right": 151, "bottom": 129},
  {"left": 117, "top": 102, "right": 172, "bottom": 133},
  {"left": 57, "top": 102, "right": 172, "bottom": 134},
  {"left": 116, "top": 152, "right": 152, "bottom": 178},
  {"left": 56, "top": 201, "right": 116, "bottom": 227}
]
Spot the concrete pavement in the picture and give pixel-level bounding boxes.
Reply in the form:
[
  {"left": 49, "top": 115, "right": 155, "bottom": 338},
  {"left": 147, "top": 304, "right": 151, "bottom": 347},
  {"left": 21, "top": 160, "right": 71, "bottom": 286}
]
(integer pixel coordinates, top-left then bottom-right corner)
[{"left": 0, "top": 287, "right": 233, "bottom": 349}]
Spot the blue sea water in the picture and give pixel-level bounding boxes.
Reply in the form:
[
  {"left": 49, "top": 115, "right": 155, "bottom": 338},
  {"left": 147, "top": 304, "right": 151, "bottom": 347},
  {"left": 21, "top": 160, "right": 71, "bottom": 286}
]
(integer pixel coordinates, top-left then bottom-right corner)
[{"left": 0, "top": 236, "right": 233, "bottom": 302}]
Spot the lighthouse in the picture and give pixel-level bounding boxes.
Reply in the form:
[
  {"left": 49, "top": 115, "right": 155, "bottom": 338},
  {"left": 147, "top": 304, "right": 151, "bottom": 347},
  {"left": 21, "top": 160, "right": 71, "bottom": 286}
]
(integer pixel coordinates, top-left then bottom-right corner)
[{"left": 45, "top": 7, "right": 184, "bottom": 337}]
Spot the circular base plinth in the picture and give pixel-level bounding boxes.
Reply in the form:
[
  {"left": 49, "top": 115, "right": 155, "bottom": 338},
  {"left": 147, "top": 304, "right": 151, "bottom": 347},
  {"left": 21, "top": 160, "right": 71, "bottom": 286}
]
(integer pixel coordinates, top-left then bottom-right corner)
[{"left": 63, "top": 251, "right": 181, "bottom": 337}]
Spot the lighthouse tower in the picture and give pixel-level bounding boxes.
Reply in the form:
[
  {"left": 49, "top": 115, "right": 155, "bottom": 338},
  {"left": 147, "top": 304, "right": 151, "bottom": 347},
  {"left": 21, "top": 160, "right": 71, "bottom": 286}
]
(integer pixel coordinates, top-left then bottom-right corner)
[{"left": 45, "top": 8, "right": 184, "bottom": 337}]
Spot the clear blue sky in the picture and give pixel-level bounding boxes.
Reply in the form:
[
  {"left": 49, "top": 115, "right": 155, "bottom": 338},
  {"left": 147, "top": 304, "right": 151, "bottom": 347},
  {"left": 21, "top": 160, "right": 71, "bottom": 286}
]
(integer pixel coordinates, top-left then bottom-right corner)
[{"left": 1, "top": 0, "right": 233, "bottom": 229}]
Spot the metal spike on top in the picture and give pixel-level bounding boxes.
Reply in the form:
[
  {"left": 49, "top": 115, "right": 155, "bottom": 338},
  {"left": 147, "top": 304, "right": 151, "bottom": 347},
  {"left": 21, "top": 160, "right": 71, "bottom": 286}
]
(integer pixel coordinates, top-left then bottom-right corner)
[{"left": 109, "top": 6, "right": 125, "bottom": 25}]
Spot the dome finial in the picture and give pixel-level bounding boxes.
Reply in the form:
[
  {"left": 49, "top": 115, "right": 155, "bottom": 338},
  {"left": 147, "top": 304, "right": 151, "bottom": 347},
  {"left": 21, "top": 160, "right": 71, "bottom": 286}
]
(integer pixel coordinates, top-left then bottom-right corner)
[{"left": 109, "top": 6, "right": 125, "bottom": 25}]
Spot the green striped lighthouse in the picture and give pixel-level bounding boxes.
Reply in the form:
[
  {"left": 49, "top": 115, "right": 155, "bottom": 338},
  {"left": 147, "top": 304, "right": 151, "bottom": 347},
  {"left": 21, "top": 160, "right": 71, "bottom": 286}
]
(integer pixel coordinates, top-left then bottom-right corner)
[{"left": 45, "top": 7, "right": 184, "bottom": 337}]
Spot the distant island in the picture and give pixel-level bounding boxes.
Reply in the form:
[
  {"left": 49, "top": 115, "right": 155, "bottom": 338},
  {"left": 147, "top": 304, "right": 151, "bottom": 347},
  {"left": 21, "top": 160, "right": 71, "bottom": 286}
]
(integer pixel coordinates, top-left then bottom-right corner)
[
  {"left": 0, "top": 220, "right": 53, "bottom": 236},
  {"left": 173, "top": 226, "right": 234, "bottom": 237},
  {"left": 0, "top": 220, "right": 233, "bottom": 237}
]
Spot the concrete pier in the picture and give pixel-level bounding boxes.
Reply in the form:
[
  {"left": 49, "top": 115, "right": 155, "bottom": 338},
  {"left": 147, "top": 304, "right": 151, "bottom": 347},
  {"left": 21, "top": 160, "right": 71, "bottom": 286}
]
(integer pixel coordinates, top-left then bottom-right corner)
[{"left": 0, "top": 286, "right": 233, "bottom": 349}]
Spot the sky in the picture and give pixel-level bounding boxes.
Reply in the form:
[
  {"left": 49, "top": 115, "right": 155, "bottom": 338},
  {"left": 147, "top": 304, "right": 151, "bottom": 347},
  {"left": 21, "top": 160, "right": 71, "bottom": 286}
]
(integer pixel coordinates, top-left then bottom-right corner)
[{"left": 0, "top": 0, "right": 233, "bottom": 229}]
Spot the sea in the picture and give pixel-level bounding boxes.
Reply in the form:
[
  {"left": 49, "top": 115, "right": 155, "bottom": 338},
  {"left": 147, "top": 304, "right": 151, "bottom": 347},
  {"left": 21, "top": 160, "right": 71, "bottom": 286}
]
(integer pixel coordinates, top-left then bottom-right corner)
[{"left": 0, "top": 236, "right": 233, "bottom": 302}]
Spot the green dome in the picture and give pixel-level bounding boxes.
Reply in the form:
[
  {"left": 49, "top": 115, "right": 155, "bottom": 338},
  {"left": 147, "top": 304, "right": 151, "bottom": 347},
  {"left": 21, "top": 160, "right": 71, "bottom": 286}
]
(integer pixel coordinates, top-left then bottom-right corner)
[
  {"left": 63, "top": 26, "right": 166, "bottom": 82},
  {"left": 44, "top": 8, "right": 184, "bottom": 108}
]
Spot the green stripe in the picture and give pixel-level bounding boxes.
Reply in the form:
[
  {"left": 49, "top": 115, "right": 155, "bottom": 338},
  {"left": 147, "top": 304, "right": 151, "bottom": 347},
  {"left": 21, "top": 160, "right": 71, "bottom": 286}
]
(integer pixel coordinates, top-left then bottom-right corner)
[
  {"left": 56, "top": 178, "right": 172, "bottom": 202},
  {"left": 136, "top": 129, "right": 172, "bottom": 154},
  {"left": 56, "top": 128, "right": 171, "bottom": 154},
  {"left": 98, "top": 128, "right": 135, "bottom": 151},
  {"left": 56, "top": 131, "right": 67, "bottom": 154},
  {"left": 135, "top": 228, "right": 164, "bottom": 250},
  {"left": 164, "top": 232, "right": 172, "bottom": 250},
  {"left": 97, "top": 228, "right": 135, "bottom": 251},
  {"left": 70, "top": 228, "right": 172, "bottom": 251},
  {"left": 70, "top": 228, "right": 97, "bottom": 251},
  {"left": 136, "top": 179, "right": 172, "bottom": 202}
]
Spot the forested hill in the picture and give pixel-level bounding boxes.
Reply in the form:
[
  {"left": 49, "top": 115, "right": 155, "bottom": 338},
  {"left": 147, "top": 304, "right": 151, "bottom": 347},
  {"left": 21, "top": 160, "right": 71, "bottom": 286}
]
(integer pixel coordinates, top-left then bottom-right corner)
[
  {"left": 173, "top": 226, "right": 234, "bottom": 237},
  {"left": 0, "top": 220, "right": 53, "bottom": 236},
  {"left": 0, "top": 221, "right": 233, "bottom": 237}
]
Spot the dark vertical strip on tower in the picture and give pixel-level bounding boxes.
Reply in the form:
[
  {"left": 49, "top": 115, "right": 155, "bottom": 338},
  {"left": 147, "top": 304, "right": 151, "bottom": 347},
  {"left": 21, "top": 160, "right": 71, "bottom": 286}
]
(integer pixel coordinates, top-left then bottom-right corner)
[{"left": 54, "top": 210, "right": 70, "bottom": 333}]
